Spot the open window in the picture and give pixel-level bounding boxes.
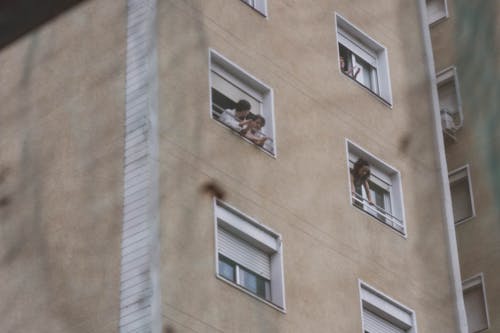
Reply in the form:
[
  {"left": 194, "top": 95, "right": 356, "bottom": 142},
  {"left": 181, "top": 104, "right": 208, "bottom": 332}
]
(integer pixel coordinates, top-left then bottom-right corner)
[
  {"left": 209, "top": 49, "right": 276, "bottom": 156},
  {"left": 336, "top": 14, "right": 392, "bottom": 105},
  {"left": 347, "top": 140, "right": 406, "bottom": 235},
  {"left": 449, "top": 165, "right": 475, "bottom": 225},
  {"left": 426, "top": 0, "right": 449, "bottom": 26},
  {"left": 214, "top": 200, "right": 285, "bottom": 310},
  {"left": 437, "top": 67, "right": 463, "bottom": 141},
  {"left": 463, "top": 274, "right": 490, "bottom": 332},
  {"left": 241, "top": 0, "right": 267, "bottom": 17},
  {"left": 359, "top": 281, "right": 417, "bottom": 333}
]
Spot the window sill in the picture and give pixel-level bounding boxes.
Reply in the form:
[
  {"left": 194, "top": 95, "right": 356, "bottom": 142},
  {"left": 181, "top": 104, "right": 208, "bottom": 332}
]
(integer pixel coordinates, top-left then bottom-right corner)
[
  {"left": 212, "top": 117, "right": 277, "bottom": 158},
  {"left": 241, "top": 2, "right": 268, "bottom": 18},
  {"left": 340, "top": 71, "right": 393, "bottom": 108},
  {"left": 454, "top": 215, "right": 475, "bottom": 227},
  {"left": 351, "top": 197, "right": 407, "bottom": 238},
  {"left": 429, "top": 15, "right": 449, "bottom": 27},
  {"left": 216, "top": 275, "right": 286, "bottom": 313}
]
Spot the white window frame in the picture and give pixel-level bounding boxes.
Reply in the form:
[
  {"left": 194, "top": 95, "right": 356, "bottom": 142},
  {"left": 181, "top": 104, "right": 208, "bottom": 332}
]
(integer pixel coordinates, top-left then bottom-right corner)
[
  {"left": 208, "top": 49, "right": 277, "bottom": 157},
  {"left": 449, "top": 164, "right": 475, "bottom": 226},
  {"left": 213, "top": 199, "right": 286, "bottom": 311},
  {"left": 426, "top": 0, "right": 449, "bottom": 26},
  {"left": 241, "top": 0, "right": 268, "bottom": 17},
  {"left": 346, "top": 139, "right": 406, "bottom": 236},
  {"left": 359, "top": 281, "right": 418, "bottom": 333},
  {"left": 335, "top": 13, "right": 393, "bottom": 106},
  {"left": 437, "top": 66, "right": 463, "bottom": 137},
  {"left": 463, "top": 273, "right": 490, "bottom": 332}
]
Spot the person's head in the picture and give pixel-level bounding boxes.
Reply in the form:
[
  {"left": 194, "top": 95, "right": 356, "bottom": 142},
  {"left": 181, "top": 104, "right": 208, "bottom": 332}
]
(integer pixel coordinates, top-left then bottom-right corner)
[
  {"left": 353, "top": 158, "right": 371, "bottom": 180},
  {"left": 339, "top": 56, "right": 346, "bottom": 71},
  {"left": 249, "top": 114, "right": 266, "bottom": 131},
  {"left": 235, "top": 99, "right": 251, "bottom": 119}
]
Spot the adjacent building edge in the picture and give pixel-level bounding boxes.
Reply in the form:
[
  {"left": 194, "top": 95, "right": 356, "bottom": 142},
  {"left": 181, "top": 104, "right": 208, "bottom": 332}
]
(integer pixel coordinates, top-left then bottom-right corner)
[
  {"left": 120, "top": 0, "right": 162, "bottom": 332},
  {"left": 416, "top": 0, "right": 468, "bottom": 332}
]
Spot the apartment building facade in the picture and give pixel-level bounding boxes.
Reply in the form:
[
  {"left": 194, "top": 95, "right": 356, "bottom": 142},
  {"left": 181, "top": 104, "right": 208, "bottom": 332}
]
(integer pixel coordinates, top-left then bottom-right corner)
[{"left": 1, "top": 0, "right": 496, "bottom": 332}]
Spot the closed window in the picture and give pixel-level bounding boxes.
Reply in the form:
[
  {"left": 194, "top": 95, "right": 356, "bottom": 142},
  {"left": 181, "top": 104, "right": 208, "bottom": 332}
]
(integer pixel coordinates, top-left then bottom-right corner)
[
  {"left": 347, "top": 140, "right": 406, "bottom": 235},
  {"left": 463, "top": 274, "right": 490, "bottom": 332},
  {"left": 449, "top": 165, "right": 475, "bottom": 225},
  {"left": 360, "top": 282, "right": 417, "bottom": 333},
  {"left": 426, "top": 0, "right": 449, "bottom": 25},
  {"left": 336, "top": 14, "right": 392, "bottom": 105},
  {"left": 214, "top": 200, "right": 285, "bottom": 309},
  {"left": 241, "top": 0, "right": 267, "bottom": 16},
  {"left": 209, "top": 49, "right": 276, "bottom": 156}
]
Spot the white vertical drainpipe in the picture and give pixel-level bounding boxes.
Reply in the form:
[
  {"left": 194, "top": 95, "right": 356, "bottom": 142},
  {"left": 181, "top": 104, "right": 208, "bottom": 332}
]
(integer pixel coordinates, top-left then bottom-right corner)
[{"left": 416, "top": 1, "right": 468, "bottom": 332}]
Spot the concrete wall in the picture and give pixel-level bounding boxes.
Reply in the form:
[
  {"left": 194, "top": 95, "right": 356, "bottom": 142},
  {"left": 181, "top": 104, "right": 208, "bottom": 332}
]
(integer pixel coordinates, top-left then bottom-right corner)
[
  {"left": 430, "top": 0, "right": 500, "bottom": 331},
  {"left": 158, "top": 0, "right": 458, "bottom": 331},
  {"left": 0, "top": 1, "right": 125, "bottom": 332}
]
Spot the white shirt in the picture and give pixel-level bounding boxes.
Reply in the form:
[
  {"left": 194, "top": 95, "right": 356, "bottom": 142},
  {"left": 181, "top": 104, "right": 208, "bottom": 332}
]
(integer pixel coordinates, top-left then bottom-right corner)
[{"left": 219, "top": 109, "right": 243, "bottom": 131}]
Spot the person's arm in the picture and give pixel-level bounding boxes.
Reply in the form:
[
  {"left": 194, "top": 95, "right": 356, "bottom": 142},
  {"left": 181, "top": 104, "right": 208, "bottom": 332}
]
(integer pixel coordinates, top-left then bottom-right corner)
[
  {"left": 350, "top": 173, "right": 356, "bottom": 194},
  {"left": 352, "top": 66, "right": 360, "bottom": 79},
  {"left": 363, "top": 180, "right": 373, "bottom": 205},
  {"left": 220, "top": 111, "right": 240, "bottom": 131},
  {"left": 244, "top": 131, "right": 267, "bottom": 146}
]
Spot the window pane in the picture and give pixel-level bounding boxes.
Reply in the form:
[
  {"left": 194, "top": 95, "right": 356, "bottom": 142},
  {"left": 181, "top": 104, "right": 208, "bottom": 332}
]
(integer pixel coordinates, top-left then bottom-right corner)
[
  {"left": 218, "top": 256, "right": 236, "bottom": 282},
  {"left": 239, "top": 267, "right": 270, "bottom": 300},
  {"left": 450, "top": 177, "right": 472, "bottom": 223},
  {"left": 464, "top": 284, "right": 488, "bottom": 332}
]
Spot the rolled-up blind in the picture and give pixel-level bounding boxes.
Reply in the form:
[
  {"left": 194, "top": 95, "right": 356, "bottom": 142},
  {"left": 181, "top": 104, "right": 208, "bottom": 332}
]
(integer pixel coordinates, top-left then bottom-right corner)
[
  {"left": 218, "top": 226, "right": 271, "bottom": 280},
  {"left": 363, "top": 309, "right": 406, "bottom": 333}
]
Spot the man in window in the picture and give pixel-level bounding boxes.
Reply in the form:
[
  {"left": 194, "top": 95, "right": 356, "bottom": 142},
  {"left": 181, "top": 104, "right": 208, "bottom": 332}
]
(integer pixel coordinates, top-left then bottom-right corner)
[{"left": 219, "top": 99, "right": 252, "bottom": 131}]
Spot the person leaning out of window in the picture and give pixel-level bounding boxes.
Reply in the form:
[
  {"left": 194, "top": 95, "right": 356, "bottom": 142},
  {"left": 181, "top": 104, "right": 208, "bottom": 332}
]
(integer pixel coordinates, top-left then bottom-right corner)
[
  {"left": 239, "top": 114, "right": 268, "bottom": 147},
  {"left": 219, "top": 99, "right": 252, "bottom": 131},
  {"left": 350, "top": 158, "right": 374, "bottom": 205}
]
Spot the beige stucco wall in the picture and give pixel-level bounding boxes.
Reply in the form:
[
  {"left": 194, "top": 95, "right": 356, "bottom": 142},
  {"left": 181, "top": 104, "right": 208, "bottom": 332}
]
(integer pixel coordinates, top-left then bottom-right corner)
[
  {"left": 158, "top": 0, "right": 458, "bottom": 331},
  {"left": 0, "top": 1, "right": 125, "bottom": 332},
  {"left": 430, "top": 0, "right": 500, "bottom": 331}
]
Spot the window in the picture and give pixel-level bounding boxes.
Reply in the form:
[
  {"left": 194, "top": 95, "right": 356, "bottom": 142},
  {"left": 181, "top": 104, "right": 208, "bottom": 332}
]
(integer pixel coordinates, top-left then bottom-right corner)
[
  {"left": 359, "top": 281, "right": 417, "bottom": 333},
  {"left": 426, "top": 0, "right": 449, "bottom": 26},
  {"left": 347, "top": 140, "right": 406, "bottom": 235},
  {"left": 336, "top": 14, "right": 392, "bottom": 105},
  {"left": 209, "top": 49, "right": 276, "bottom": 156},
  {"left": 241, "top": 0, "right": 267, "bottom": 17},
  {"left": 449, "top": 165, "right": 475, "bottom": 225},
  {"left": 214, "top": 200, "right": 285, "bottom": 310},
  {"left": 463, "top": 274, "right": 490, "bottom": 332},
  {"left": 437, "top": 67, "right": 463, "bottom": 139}
]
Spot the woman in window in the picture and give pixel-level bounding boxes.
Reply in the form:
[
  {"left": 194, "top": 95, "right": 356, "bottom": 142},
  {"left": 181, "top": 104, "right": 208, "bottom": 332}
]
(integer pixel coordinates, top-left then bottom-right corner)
[
  {"left": 240, "top": 114, "right": 268, "bottom": 147},
  {"left": 351, "top": 158, "right": 374, "bottom": 205}
]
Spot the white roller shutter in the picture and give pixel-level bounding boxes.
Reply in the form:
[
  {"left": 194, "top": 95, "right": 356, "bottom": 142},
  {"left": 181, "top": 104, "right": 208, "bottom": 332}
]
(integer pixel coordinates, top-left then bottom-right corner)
[
  {"left": 218, "top": 227, "right": 271, "bottom": 280},
  {"left": 337, "top": 30, "right": 377, "bottom": 67},
  {"left": 363, "top": 309, "right": 406, "bottom": 333}
]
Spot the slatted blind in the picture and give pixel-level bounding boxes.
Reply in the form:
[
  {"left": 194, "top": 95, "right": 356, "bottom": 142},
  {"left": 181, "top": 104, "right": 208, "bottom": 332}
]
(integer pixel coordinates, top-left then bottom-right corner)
[
  {"left": 218, "top": 226, "right": 271, "bottom": 280},
  {"left": 211, "top": 70, "right": 261, "bottom": 114},
  {"left": 363, "top": 309, "right": 406, "bottom": 333},
  {"left": 338, "top": 30, "right": 377, "bottom": 67}
]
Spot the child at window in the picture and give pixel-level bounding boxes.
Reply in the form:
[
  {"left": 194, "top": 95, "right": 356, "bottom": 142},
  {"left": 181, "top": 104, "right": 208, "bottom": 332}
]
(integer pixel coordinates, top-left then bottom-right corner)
[
  {"left": 240, "top": 114, "right": 268, "bottom": 147},
  {"left": 219, "top": 99, "right": 252, "bottom": 131},
  {"left": 350, "top": 158, "right": 374, "bottom": 205}
]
